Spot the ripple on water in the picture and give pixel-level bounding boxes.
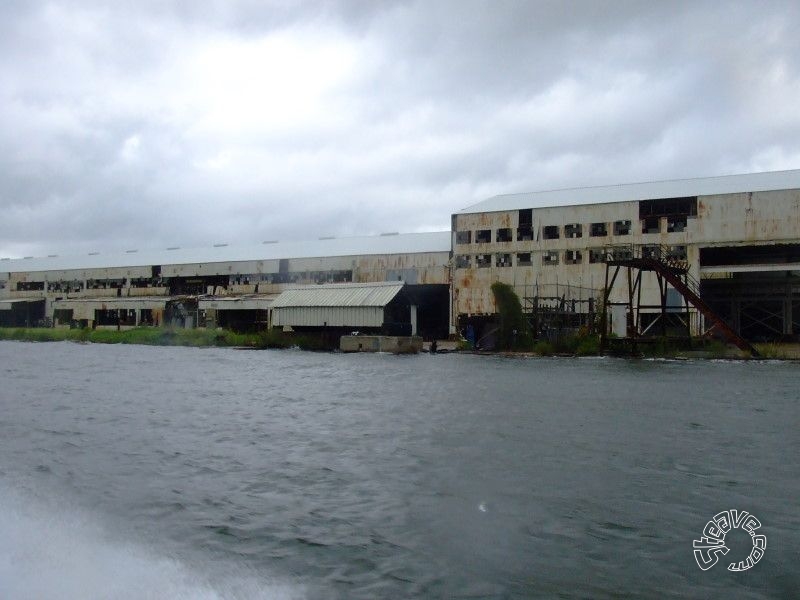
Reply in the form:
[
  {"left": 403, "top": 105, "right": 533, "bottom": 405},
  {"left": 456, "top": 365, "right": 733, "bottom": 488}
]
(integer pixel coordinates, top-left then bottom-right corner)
[{"left": 0, "top": 341, "right": 797, "bottom": 599}]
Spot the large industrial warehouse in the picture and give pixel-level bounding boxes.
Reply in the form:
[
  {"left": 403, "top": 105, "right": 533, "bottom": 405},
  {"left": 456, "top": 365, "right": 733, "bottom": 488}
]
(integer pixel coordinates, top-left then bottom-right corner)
[
  {"left": 2, "top": 168, "right": 800, "bottom": 349},
  {"left": 452, "top": 169, "right": 800, "bottom": 347},
  {"left": 0, "top": 232, "right": 452, "bottom": 340}
]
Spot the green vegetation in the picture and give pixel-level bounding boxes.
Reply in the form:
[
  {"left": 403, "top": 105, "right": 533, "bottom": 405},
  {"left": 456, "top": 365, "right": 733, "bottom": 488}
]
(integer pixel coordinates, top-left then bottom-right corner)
[
  {"left": 532, "top": 340, "right": 555, "bottom": 355},
  {"left": 529, "top": 331, "right": 600, "bottom": 356},
  {"left": 488, "top": 283, "right": 605, "bottom": 355},
  {"left": 490, "top": 282, "right": 534, "bottom": 350},
  {"left": 0, "top": 327, "right": 328, "bottom": 350}
]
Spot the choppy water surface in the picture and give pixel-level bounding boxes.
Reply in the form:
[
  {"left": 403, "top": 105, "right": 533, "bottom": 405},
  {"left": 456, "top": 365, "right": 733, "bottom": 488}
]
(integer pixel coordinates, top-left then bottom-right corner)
[{"left": 0, "top": 341, "right": 798, "bottom": 599}]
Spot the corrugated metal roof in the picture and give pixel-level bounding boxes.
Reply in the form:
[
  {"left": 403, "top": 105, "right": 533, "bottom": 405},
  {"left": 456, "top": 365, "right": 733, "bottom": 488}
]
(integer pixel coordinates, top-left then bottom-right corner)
[
  {"left": 2, "top": 231, "right": 451, "bottom": 274},
  {"left": 271, "top": 282, "right": 404, "bottom": 309},
  {"left": 199, "top": 295, "right": 278, "bottom": 310},
  {"left": 461, "top": 169, "right": 800, "bottom": 214}
]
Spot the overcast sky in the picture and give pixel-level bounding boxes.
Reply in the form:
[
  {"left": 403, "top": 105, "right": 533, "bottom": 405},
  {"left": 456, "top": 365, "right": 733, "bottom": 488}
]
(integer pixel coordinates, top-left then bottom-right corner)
[{"left": 2, "top": 1, "right": 800, "bottom": 258}]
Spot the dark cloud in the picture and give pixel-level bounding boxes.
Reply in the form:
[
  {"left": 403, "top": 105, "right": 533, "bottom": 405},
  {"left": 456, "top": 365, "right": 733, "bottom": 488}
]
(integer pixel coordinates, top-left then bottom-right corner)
[{"left": 1, "top": 1, "right": 800, "bottom": 258}]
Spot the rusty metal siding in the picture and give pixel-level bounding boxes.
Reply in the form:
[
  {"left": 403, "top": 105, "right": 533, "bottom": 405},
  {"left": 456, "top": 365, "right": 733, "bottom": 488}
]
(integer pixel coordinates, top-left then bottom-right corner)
[
  {"left": 452, "top": 186, "right": 800, "bottom": 318},
  {"left": 199, "top": 297, "right": 276, "bottom": 311}
]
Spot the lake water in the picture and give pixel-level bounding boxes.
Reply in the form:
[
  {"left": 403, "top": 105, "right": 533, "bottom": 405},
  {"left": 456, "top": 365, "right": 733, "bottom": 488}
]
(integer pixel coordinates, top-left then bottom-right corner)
[{"left": 0, "top": 341, "right": 798, "bottom": 599}]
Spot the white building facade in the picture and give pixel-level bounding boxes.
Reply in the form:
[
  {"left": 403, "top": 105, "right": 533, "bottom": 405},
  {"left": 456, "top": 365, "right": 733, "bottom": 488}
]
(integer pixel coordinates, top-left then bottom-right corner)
[{"left": 452, "top": 170, "right": 800, "bottom": 342}]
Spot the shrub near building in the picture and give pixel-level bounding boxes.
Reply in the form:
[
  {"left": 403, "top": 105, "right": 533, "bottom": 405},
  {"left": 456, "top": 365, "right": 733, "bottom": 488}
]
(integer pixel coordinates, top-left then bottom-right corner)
[{"left": 490, "top": 282, "right": 534, "bottom": 350}]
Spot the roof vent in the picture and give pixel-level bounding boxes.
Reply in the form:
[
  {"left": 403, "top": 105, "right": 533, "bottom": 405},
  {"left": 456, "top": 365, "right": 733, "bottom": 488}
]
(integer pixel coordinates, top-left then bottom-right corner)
[
  {"left": 23, "top": 256, "right": 33, "bottom": 259},
  {"left": 318, "top": 236, "right": 335, "bottom": 240},
  {"left": 213, "top": 243, "right": 228, "bottom": 248},
  {"left": 126, "top": 249, "right": 138, "bottom": 253},
  {"left": 167, "top": 246, "right": 180, "bottom": 250},
  {"left": 88, "top": 252, "right": 99, "bottom": 256},
  {"left": 48, "top": 254, "right": 58, "bottom": 258},
  {"left": 380, "top": 232, "right": 399, "bottom": 236},
  {"left": 262, "top": 240, "right": 278, "bottom": 244}
]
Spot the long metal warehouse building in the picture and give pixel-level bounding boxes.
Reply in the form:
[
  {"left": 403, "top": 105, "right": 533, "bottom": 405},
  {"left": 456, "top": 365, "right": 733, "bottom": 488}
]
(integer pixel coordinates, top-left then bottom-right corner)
[
  {"left": 452, "top": 169, "right": 800, "bottom": 344},
  {"left": 0, "top": 232, "right": 452, "bottom": 339}
]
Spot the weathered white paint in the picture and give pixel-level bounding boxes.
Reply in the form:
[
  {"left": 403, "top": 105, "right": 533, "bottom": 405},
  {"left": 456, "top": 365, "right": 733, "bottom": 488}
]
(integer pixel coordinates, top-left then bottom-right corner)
[{"left": 452, "top": 186, "right": 800, "bottom": 333}]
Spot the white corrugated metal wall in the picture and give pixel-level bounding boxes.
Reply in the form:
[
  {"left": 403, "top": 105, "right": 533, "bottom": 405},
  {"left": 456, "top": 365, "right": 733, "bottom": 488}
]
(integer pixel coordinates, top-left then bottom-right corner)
[{"left": 272, "top": 306, "right": 385, "bottom": 328}]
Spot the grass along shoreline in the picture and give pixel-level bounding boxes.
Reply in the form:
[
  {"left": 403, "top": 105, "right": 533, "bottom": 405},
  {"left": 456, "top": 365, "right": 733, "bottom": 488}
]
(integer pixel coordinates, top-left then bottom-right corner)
[
  {"left": 1, "top": 327, "right": 798, "bottom": 359},
  {"left": 0, "top": 327, "right": 327, "bottom": 350}
]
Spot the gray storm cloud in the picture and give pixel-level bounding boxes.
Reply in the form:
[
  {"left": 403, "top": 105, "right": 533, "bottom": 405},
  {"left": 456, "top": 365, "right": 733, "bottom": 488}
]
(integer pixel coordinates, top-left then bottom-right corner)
[{"left": 1, "top": 0, "right": 799, "bottom": 258}]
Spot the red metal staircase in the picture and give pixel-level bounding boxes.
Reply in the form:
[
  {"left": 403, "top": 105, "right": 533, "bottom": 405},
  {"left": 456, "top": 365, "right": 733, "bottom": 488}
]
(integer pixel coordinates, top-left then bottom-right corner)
[{"left": 604, "top": 245, "right": 759, "bottom": 356}]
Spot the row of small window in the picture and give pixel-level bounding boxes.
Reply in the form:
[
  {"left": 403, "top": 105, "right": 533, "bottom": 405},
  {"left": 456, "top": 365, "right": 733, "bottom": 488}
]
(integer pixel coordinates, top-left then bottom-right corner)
[
  {"left": 455, "top": 246, "right": 687, "bottom": 268},
  {"left": 456, "top": 216, "right": 689, "bottom": 245}
]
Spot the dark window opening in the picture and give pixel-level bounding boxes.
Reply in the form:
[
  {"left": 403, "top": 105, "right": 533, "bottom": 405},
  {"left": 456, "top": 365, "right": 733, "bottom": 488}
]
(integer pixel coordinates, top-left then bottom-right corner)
[
  {"left": 518, "top": 209, "right": 533, "bottom": 241},
  {"left": 543, "top": 251, "right": 559, "bottom": 265},
  {"left": 496, "top": 228, "right": 512, "bottom": 242},
  {"left": 612, "top": 247, "right": 634, "bottom": 261},
  {"left": 475, "top": 229, "right": 491, "bottom": 244},
  {"left": 614, "top": 220, "right": 631, "bottom": 235},
  {"left": 455, "top": 255, "right": 471, "bottom": 268},
  {"left": 564, "top": 223, "right": 582, "bottom": 238},
  {"left": 456, "top": 231, "right": 472, "bottom": 244},
  {"left": 565, "top": 250, "right": 582, "bottom": 265},
  {"left": 700, "top": 244, "right": 800, "bottom": 267},
  {"left": 639, "top": 197, "right": 697, "bottom": 219},
  {"left": 476, "top": 254, "right": 492, "bottom": 268},
  {"left": 543, "top": 225, "right": 560, "bottom": 240},
  {"left": 667, "top": 215, "right": 688, "bottom": 232},
  {"left": 53, "top": 308, "right": 73, "bottom": 326},
  {"left": 496, "top": 253, "right": 512, "bottom": 267},
  {"left": 589, "top": 249, "right": 606, "bottom": 263},
  {"left": 590, "top": 222, "right": 608, "bottom": 237},
  {"left": 642, "top": 245, "right": 661, "bottom": 260},
  {"left": 16, "top": 281, "right": 44, "bottom": 291},
  {"left": 517, "top": 252, "right": 532, "bottom": 266},
  {"left": 642, "top": 216, "right": 661, "bottom": 234},
  {"left": 517, "top": 225, "right": 533, "bottom": 241},
  {"left": 666, "top": 245, "right": 687, "bottom": 261}
]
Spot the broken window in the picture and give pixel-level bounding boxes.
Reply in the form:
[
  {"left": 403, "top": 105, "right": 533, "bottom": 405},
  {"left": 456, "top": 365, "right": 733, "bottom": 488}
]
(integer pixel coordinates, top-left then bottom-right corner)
[
  {"left": 455, "top": 255, "right": 471, "bottom": 268},
  {"left": 639, "top": 197, "right": 697, "bottom": 218},
  {"left": 475, "top": 229, "right": 491, "bottom": 244},
  {"left": 642, "top": 216, "right": 661, "bottom": 234},
  {"left": 666, "top": 245, "right": 687, "bottom": 261},
  {"left": 496, "top": 253, "right": 512, "bottom": 267},
  {"left": 565, "top": 250, "right": 582, "bottom": 265},
  {"left": 496, "top": 228, "right": 513, "bottom": 242},
  {"left": 639, "top": 197, "right": 696, "bottom": 233},
  {"left": 542, "top": 225, "right": 560, "bottom": 240},
  {"left": 589, "top": 249, "right": 606, "bottom": 264},
  {"left": 612, "top": 247, "right": 634, "bottom": 261},
  {"left": 590, "top": 222, "right": 608, "bottom": 237},
  {"left": 456, "top": 231, "right": 472, "bottom": 244},
  {"left": 542, "top": 250, "right": 559, "bottom": 265},
  {"left": 613, "top": 220, "right": 631, "bottom": 235},
  {"left": 564, "top": 223, "right": 582, "bottom": 238},
  {"left": 667, "top": 215, "right": 688, "bottom": 232},
  {"left": 517, "top": 209, "right": 533, "bottom": 240},
  {"left": 476, "top": 254, "right": 492, "bottom": 268},
  {"left": 642, "top": 245, "right": 661, "bottom": 260},
  {"left": 516, "top": 252, "right": 532, "bottom": 266}
]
